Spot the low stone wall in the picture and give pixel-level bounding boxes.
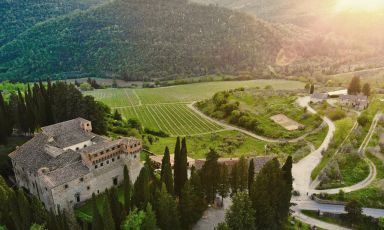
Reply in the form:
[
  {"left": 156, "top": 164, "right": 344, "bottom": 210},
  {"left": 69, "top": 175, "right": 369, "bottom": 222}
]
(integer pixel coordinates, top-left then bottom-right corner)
[{"left": 313, "top": 196, "right": 347, "bottom": 205}]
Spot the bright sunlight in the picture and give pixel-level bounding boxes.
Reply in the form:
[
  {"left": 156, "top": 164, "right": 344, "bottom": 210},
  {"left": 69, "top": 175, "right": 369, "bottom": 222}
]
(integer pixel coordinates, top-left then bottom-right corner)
[{"left": 334, "top": 0, "right": 384, "bottom": 12}]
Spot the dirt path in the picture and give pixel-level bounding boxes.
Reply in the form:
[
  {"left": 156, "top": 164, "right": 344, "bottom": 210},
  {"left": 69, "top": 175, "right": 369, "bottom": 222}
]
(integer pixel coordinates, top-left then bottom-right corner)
[{"left": 188, "top": 101, "right": 322, "bottom": 143}]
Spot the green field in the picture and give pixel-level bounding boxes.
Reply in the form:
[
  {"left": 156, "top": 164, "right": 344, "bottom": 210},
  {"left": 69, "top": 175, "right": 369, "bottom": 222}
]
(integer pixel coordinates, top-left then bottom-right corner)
[{"left": 85, "top": 80, "right": 305, "bottom": 136}]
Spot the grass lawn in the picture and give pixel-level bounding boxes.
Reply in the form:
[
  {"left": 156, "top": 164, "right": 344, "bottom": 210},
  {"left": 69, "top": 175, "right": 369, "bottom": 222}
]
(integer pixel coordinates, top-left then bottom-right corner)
[
  {"left": 318, "top": 153, "right": 384, "bottom": 209},
  {"left": 317, "top": 153, "right": 370, "bottom": 189},
  {"left": 85, "top": 80, "right": 305, "bottom": 136},
  {"left": 146, "top": 130, "right": 310, "bottom": 161},
  {"left": 305, "top": 125, "right": 329, "bottom": 149},
  {"left": 197, "top": 89, "right": 322, "bottom": 139},
  {"left": 301, "top": 210, "right": 383, "bottom": 230},
  {"left": 311, "top": 117, "right": 355, "bottom": 180}
]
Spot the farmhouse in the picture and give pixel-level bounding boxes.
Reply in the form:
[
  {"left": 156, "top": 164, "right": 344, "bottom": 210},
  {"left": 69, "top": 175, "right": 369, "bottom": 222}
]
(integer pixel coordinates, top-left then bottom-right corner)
[
  {"left": 339, "top": 94, "right": 368, "bottom": 110},
  {"left": 310, "top": 93, "right": 328, "bottom": 103},
  {"left": 194, "top": 156, "right": 273, "bottom": 173},
  {"left": 9, "top": 118, "right": 142, "bottom": 212}
]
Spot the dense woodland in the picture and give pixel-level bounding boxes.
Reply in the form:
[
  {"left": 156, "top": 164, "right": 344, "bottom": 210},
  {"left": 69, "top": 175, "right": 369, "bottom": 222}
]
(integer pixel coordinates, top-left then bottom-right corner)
[
  {"left": 0, "top": 0, "right": 281, "bottom": 82},
  {"left": 0, "top": 81, "right": 109, "bottom": 144},
  {"left": 0, "top": 0, "right": 105, "bottom": 47}
]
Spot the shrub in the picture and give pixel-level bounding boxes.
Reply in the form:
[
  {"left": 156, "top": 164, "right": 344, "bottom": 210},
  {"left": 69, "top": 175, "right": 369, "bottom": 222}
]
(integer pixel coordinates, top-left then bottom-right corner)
[
  {"left": 328, "top": 109, "right": 346, "bottom": 121},
  {"left": 357, "top": 114, "right": 370, "bottom": 127}
]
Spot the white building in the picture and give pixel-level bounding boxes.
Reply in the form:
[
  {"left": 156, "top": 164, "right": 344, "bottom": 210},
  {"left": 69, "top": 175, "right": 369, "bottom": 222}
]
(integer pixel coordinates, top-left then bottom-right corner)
[{"left": 9, "top": 118, "right": 142, "bottom": 212}]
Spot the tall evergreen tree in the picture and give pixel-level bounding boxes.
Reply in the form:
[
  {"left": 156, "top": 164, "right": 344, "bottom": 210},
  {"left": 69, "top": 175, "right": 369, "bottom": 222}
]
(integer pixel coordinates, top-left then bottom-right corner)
[
  {"left": 251, "top": 158, "right": 284, "bottom": 229},
  {"left": 123, "top": 165, "right": 132, "bottom": 213},
  {"left": 217, "top": 164, "right": 230, "bottom": 203},
  {"left": 362, "top": 83, "right": 371, "bottom": 96},
  {"left": 348, "top": 76, "right": 361, "bottom": 95},
  {"left": 237, "top": 156, "right": 248, "bottom": 192},
  {"left": 180, "top": 181, "right": 206, "bottom": 229},
  {"left": 103, "top": 197, "right": 116, "bottom": 230},
  {"left": 16, "top": 89, "right": 29, "bottom": 134},
  {"left": 225, "top": 192, "right": 256, "bottom": 230},
  {"left": 30, "top": 196, "right": 47, "bottom": 225},
  {"left": 279, "top": 156, "right": 293, "bottom": 224},
  {"left": 179, "top": 137, "right": 188, "bottom": 196},
  {"left": 230, "top": 163, "right": 238, "bottom": 195},
  {"left": 109, "top": 187, "right": 123, "bottom": 230},
  {"left": 133, "top": 166, "right": 150, "bottom": 209},
  {"left": 173, "top": 137, "right": 182, "bottom": 196},
  {"left": 160, "top": 147, "right": 174, "bottom": 195},
  {"left": 91, "top": 194, "right": 103, "bottom": 230},
  {"left": 248, "top": 159, "right": 255, "bottom": 192},
  {"left": 155, "top": 185, "right": 181, "bottom": 230},
  {"left": 200, "top": 149, "right": 220, "bottom": 203},
  {"left": 0, "top": 92, "right": 8, "bottom": 144}
]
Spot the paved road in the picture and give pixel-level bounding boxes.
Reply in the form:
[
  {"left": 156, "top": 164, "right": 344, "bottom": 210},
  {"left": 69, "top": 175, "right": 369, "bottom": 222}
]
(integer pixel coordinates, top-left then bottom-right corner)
[{"left": 292, "top": 96, "right": 336, "bottom": 197}]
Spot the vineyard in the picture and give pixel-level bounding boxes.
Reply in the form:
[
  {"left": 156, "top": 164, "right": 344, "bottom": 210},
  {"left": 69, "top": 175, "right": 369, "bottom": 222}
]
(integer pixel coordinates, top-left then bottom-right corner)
[{"left": 85, "top": 80, "right": 304, "bottom": 136}]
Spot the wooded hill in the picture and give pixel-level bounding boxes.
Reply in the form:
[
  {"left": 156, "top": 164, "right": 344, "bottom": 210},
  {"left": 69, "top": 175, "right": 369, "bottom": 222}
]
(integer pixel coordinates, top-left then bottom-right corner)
[
  {"left": 0, "top": 0, "right": 105, "bottom": 47},
  {"left": 0, "top": 0, "right": 283, "bottom": 81}
]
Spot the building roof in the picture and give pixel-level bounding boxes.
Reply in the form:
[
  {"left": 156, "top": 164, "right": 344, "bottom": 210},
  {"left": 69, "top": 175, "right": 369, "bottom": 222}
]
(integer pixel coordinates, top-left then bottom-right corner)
[
  {"left": 41, "top": 118, "right": 94, "bottom": 148},
  {"left": 340, "top": 94, "right": 368, "bottom": 101},
  {"left": 311, "top": 93, "right": 328, "bottom": 100},
  {"left": 149, "top": 154, "right": 195, "bottom": 168},
  {"left": 194, "top": 156, "right": 274, "bottom": 171},
  {"left": 41, "top": 161, "right": 89, "bottom": 188}
]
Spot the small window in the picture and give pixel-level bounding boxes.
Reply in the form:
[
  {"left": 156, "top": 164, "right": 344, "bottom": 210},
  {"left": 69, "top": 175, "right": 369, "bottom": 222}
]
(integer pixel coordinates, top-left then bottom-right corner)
[
  {"left": 117, "top": 156, "right": 120, "bottom": 159},
  {"left": 112, "top": 158, "right": 115, "bottom": 162},
  {"left": 94, "top": 165, "right": 98, "bottom": 169},
  {"left": 64, "top": 184, "right": 68, "bottom": 189},
  {"left": 84, "top": 145, "right": 87, "bottom": 148},
  {"left": 87, "top": 123, "right": 90, "bottom": 126},
  {"left": 87, "top": 186, "right": 90, "bottom": 190},
  {"left": 45, "top": 187, "right": 47, "bottom": 191},
  {"left": 76, "top": 147, "right": 79, "bottom": 150},
  {"left": 106, "top": 160, "right": 109, "bottom": 164},
  {"left": 97, "top": 190, "right": 100, "bottom": 194},
  {"left": 134, "top": 154, "right": 137, "bottom": 159},
  {"left": 101, "top": 163, "right": 104, "bottom": 166},
  {"left": 113, "top": 177, "right": 118, "bottom": 186},
  {"left": 79, "top": 177, "right": 84, "bottom": 182}
]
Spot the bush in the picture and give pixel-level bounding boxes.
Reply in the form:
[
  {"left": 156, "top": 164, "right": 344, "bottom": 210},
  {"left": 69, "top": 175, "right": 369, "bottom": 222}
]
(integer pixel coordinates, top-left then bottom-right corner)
[
  {"left": 328, "top": 109, "right": 346, "bottom": 121},
  {"left": 144, "top": 128, "right": 169, "bottom": 137},
  {"left": 357, "top": 114, "right": 370, "bottom": 127}
]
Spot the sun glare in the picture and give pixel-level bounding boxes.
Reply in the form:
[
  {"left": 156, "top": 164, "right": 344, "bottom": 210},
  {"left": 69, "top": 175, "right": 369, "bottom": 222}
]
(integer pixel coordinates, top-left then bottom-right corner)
[{"left": 335, "top": 0, "right": 384, "bottom": 12}]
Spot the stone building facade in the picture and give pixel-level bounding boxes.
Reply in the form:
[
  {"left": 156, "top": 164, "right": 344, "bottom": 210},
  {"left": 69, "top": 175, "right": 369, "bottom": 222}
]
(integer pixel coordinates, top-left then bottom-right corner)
[{"left": 9, "top": 118, "right": 142, "bottom": 212}]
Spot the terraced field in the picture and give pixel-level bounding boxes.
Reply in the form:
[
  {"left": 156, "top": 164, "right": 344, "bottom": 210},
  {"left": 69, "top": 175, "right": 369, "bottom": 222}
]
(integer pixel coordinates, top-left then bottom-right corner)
[{"left": 85, "top": 80, "right": 305, "bottom": 136}]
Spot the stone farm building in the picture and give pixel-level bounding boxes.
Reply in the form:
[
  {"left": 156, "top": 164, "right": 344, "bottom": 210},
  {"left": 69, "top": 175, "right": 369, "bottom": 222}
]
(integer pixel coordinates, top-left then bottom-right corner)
[
  {"left": 9, "top": 118, "right": 142, "bottom": 212},
  {"left": 340, "top": 94, "right": 369, "bottom": 110},
  {"left": 310, "top": 93, "right": 328, "bottom": 103},
  {"left": 194, "top": 156, "right": 274, "bottom": 173}
]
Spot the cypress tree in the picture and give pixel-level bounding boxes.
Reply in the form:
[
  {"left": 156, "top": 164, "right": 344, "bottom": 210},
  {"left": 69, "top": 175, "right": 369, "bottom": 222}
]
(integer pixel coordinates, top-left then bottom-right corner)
[
  {"left": 109, "top": 187, "right": 123, "bottom": 230},
  {"left": 348, "top": 76, "right": 361, "bottom": 95},
  {"left": 133, "top": 166, "right": 150, "bottom": 209},
  {"left": 91, "top": 194, "right": 103, "bottom": 230},
  {"left": 251, "top": 158, "right": 283, "bottom": 229},
  {"left": 17, "top": 89, "right": 28, "bottom": 134},
  {"left": 155, "top": 185, "right": 181, "bottom": 230},
  {"left": 200, "top": 149, "right": 220, "bottom": 203},
  {"left": 237, "top": 156, "right": 248, "bottom": 192},
  {"left": 217, "top": 164, "right": 229, "bottom": 203},
  {"left": 103, "top": 197, "right": 116, "bottom": 230},
  {"left": 248, "top": 159, "right": 255, "bottom": 192},
  {"left": 225, "top": 192, "right": 256, "bottom": 230},
  {"left": 230, "top": 163, "right": 238, "bottom": 195},
  {"left": 30, "top": 196, "right": 47, "bottom": 225},
  {"left": 161, "top": 147, "right": 174, "bottom": 195},
  {"left": 279, "top": 156, "right": 293, "bottom": 224},
  {"left": 123, "top": 165, "right": 132, "bottom": 213},
  {"left": 180, "top": 181, "right": 205, "bottom": 229},
  {"left": 179, "top": 137, "right": 188, "bottom": 196},
  {"left": 173, "top": 137, "right": 181, "bottom": 196}
]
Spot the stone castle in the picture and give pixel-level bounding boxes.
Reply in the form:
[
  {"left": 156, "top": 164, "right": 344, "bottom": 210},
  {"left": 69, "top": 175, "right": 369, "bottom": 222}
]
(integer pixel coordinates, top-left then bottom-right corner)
[{"left": 9, "top": 118, "right": 142, "bottom": 212}]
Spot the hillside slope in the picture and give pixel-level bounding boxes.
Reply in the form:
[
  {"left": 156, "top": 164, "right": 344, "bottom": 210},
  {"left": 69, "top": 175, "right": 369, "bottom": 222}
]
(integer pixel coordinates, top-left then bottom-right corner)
[
  {"left": 0, "top": 0, "right": 283, "bottom": 81},
  {"left": 0, "top": 0, "right": 105, "bottom": 47}
]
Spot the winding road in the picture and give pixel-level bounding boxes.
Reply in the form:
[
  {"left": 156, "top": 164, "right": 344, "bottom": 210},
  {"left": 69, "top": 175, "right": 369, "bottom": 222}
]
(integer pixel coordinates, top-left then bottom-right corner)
[{"left": 192, "top": 96, "right": 384, "bottom": 230}]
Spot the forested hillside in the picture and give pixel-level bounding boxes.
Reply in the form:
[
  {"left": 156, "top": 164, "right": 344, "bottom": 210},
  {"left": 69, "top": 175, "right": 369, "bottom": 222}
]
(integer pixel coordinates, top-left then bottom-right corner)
[
  {"left": 0, "top": 0, "right": 105, "bottom": 47},
  {"left": 0, "top": 0, "right": 282, "bottom": 81}
]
